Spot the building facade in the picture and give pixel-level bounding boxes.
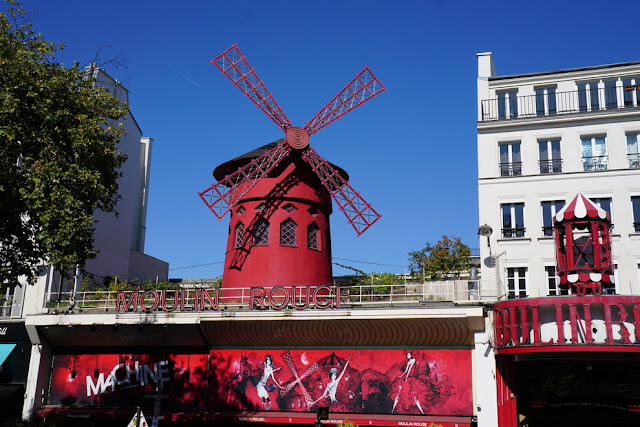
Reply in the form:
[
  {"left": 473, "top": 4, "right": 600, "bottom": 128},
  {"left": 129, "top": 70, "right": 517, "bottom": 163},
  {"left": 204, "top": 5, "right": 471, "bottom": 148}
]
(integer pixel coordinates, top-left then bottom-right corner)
[{"left": 477, "top": 54, "right": 640, "bottom": 426}]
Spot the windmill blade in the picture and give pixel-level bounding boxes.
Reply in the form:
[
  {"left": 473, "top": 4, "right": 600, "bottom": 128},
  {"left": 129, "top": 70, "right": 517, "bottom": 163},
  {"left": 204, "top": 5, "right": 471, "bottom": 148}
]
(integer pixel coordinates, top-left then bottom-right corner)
[
  {"left": 304, "top": 67, "right": 386, "bottom": 135},
  {"left": 199, "top": 142, "right": 292, "bottom": 219},
  {"left": 212, "top": 44, "right": 292, "bottom": 131},
  {"left": 302, "top": 148, "right": 381, "bottom": 235}
]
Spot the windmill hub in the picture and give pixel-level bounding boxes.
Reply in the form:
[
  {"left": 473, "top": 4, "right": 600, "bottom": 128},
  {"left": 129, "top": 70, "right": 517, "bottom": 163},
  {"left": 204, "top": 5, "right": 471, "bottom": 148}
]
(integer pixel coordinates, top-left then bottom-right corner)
[{"left": 285, "top": 127, "right": 309, "bottom": 149}]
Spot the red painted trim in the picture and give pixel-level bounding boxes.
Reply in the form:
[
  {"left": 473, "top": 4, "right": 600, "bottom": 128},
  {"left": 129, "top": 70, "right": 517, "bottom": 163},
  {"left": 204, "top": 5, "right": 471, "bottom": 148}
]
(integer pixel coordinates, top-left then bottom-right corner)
[
  {"left": 34, "top": 407, "right": 471, "bottom": 426},
  {"left": 496, "top": 344, "right": 640, "bottom": 354}
]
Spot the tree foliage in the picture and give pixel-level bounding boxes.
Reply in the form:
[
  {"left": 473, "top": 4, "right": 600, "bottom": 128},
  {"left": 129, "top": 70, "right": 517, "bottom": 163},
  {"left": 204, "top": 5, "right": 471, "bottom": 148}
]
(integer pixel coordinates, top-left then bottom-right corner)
[
  {"left": 0, "top": 1, "right": 127, "bottom": 285},
  {"left": 408, "top": 235, "right": 472, "bottom": 281}
]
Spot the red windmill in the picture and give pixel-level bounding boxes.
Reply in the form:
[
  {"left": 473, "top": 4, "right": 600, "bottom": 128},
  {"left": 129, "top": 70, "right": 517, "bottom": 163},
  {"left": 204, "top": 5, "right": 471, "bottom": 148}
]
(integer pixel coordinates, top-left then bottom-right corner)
[{"left": 199, "top": 45, "right": 385, "bottom": 295}]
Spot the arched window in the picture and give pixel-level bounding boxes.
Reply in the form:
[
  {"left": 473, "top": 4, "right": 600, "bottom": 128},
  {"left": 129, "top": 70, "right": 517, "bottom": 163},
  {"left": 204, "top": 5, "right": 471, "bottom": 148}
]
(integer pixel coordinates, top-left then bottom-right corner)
[
  {"left": 234, "top": 222, "right": 245, "bottom": 248},
  {"left": 253, "top": 218, "right": 269, "bottom": 246},
  {"left": 307, "top": 223, "right": 320, "bottom": 250},
  {"left": 280, "top": 218, "right": 297, "bottom": 246}
]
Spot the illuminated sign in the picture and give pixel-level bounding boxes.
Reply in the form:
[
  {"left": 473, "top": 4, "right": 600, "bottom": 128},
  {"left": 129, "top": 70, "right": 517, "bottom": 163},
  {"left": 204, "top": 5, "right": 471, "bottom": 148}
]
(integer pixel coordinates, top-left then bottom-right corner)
[{"left": 494, "top": 296, "right": 640, "bottom": 349}]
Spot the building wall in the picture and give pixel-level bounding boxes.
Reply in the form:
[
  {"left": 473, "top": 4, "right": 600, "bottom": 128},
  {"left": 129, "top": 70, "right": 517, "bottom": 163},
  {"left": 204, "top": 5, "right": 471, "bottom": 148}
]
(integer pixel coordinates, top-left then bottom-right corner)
[{"left": 477, "top": 53, "right": 640, "bottom": 298}]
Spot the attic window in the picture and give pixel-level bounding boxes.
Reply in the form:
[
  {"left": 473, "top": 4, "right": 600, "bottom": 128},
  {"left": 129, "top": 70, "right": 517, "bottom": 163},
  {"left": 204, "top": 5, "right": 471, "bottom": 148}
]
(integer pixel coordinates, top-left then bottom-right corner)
[
  {"left": 237, "top": 206, "right": 246, "bottom": 214},
  {"left": 307, "top": 207, "right": 318, "bottom": 216},
  {"left": 283, "top": 203, "right": 297, "bottom": 213}
]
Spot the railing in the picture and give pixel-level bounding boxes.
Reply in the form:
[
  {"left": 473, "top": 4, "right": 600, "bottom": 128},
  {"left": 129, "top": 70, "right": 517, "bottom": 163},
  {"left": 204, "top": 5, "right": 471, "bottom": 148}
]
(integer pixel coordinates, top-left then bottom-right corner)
[
  {"left": 42, "top": 281, "right": 499, "bottom": 313},
  {"left": 499, "top": 162, "right": 522, "bottom": 177},
  {"left": 541, "top": 226, "right": 554, "bottom": 237},
  {"left": 539, "top": 159, "right": 563, "bottom": 174},
  {"left": 629, "top": 154, "right": 640, "bottom": 169},
  {"left": 501, "top": 227, "right": 525, "bottom": 239},
  {"left": 481, "top": 86, "right": 640, "bottom": 121},
  {"left": 582, "top": 156, "right": 608, "bottom": 171}
]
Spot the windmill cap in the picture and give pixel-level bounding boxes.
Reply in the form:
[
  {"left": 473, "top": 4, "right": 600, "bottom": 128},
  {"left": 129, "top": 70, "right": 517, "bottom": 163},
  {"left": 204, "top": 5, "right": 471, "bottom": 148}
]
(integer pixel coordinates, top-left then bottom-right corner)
[{"left": 213, "top": 139, "right": 349, "bottom": 182}]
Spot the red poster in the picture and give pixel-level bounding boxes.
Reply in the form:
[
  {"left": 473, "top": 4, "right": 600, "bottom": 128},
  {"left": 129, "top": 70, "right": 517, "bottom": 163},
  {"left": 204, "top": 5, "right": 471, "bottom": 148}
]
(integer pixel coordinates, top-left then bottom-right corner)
[
  {"left": 208, "top": 350, "right": 472, "bottom": 416},
  {"left": 48, "top": 353, "right": 208, "bottom": 408}
]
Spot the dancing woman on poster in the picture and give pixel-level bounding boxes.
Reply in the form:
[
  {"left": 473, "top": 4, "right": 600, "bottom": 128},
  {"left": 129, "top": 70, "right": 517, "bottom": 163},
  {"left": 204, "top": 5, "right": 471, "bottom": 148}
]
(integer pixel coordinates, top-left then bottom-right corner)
[
  {"left": 257, "top": 355, "right": 282, "bottom": 410},
  {"left": 312, "top": 356, "right": 352, "bottom": 405}
]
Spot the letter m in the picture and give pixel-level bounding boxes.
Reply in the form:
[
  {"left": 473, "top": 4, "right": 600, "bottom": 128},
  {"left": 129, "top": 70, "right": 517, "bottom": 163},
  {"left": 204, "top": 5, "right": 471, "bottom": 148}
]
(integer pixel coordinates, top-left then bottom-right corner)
[
  {"left": 86, "top": 374, "right": 108, "bottom": 397},
  {"left": 116, "top": 291, "right": 139, "bottom": 312}
]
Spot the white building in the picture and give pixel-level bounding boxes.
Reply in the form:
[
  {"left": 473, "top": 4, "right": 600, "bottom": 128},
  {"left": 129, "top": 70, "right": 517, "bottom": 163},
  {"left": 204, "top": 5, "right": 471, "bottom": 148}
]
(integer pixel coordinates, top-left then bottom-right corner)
[{"left": 477, "top": 53, "right": 640, "bottom": 299}]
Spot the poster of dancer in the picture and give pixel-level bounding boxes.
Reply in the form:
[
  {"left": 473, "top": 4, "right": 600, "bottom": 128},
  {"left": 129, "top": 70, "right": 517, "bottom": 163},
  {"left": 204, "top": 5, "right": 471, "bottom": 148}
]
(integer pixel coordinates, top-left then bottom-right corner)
[{"left": 208, "top": 349, "right": 472, "bottom": 416}]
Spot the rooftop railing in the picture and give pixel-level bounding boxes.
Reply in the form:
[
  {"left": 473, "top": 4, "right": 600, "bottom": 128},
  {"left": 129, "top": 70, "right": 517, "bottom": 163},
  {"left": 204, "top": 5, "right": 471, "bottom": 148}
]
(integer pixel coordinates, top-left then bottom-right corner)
[
  {"left": 481, "top": 86, "right": 640, "bottom": 121},
  {"left": 42, "top": 281, "right": 498, "bottom": 313}
]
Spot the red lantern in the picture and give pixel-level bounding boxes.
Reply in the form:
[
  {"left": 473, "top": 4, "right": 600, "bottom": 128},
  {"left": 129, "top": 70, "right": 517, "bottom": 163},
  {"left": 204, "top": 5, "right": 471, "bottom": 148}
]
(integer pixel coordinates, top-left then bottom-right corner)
[{"left": 554, "top": 194, "right": 614, "bottom": 295}]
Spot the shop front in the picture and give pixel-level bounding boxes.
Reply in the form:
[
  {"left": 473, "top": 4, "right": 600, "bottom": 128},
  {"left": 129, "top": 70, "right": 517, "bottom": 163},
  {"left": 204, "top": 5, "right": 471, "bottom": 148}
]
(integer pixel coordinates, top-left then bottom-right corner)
[{"left": 493, "top": 296, "right": 640, "bottom": 427}]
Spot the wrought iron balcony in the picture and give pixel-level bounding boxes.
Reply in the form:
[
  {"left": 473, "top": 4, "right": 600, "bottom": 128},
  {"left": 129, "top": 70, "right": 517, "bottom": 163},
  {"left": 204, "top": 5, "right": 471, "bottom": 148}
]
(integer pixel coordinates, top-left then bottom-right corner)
[
  {"left": 542, "top": 226, "right": 554, "bottom": 237},
  {"left": 501, "top": 227, "right": 526, "bottom": 239},
  {"left": 539, "top": 159, "right": 563, "bottom": 174},
  {"left": 499, "top": 162, "right": 522, "bottom": 177},
  {"left": 582, "top": 156, "right": 608, "bottom": 171},
  {"left": 481, "top": 86, "right": 640, "bottom": 121},
  {"left": 629, "top": 154, "right": 640, "bottom": 169}
]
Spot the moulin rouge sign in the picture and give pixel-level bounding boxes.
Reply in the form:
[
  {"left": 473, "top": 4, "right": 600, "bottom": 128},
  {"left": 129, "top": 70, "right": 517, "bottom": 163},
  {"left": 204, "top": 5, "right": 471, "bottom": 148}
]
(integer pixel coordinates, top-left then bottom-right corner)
[{"left": 115, "top": 286, "right": 350, "bottom": 313}]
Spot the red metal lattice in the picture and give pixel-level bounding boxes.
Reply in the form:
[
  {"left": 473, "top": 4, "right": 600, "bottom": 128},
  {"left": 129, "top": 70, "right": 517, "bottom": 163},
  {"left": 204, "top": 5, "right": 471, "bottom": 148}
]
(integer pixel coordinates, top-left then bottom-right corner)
[
  {"left": 198, "top": 142, "right": 291, "bottom": 219},
  {"left": 304, "top": 67, "right": 386, "bottom": 135},
  {"left": 204, "top": 45, "right": 386, "bottom": 235},
  {"left": 212, "top": 45, "right": 292, "bottom": 131},
  {"left": 302, "top": 148, "right": 382, "bottom": 236}
]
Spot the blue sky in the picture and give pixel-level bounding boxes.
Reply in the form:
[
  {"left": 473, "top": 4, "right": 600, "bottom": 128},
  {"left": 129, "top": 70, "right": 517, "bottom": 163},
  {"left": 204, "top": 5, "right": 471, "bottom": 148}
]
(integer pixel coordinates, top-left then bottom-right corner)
[{"left": 21, "top": 0, "right": 640, "bottom": 278}]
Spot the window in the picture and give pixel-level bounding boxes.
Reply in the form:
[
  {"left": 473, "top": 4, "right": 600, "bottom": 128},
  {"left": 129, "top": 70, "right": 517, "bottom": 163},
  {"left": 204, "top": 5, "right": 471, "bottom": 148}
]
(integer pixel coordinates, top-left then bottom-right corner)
[
  {"left": 497, "top": 90, "right": 518, "bottom": 119},
  {"left": 590, "top": 197, "right": 612, "bottom": 216},
  {"left": 237, "top": 206, "right": 246, "bottom": 214},
  {"left": 578, "top": 81, "right": 600, "bottom": 112},
  {"left": 499, "top": 142, "right": 522, "bottom": 176},
  {"left": 501, "top": 203, "right": 525, "bottom": 238},
  {"left": 234, "top": 222, "right": 245, "bottom": 248},
  {"left": 535, "top": 87, "right": 557, "bottom": 116},
  {"left": 307, "top": 223, "right": 320, "bottom": 250},
  {"left": 622, "top": 77, "right": 640, "bottom": 107},
  {"left": 282, "top": 203, "right": 297, "bottom": 213},
  {"left": 541, "top": 200, "right": 565, "bottom": 237},
  {"left": 253, "top": 218, "right": 269, "bottom": 246},
  {"left": 632, "top": 196, "right": 640, "bottom": 233},
  {"left": 538, "top": 139, "right": 562, "bottom": 174},
  {"left": 627, "top": 133, "right": 640, "bottom": 169},
  {"left": 280, "top": 218, "right": 297, "bottom": 246},
  {"left": 604, "top": 79, "right": 619, "bottom": 109},
  {"left": 507, "top": 267, "right": 527, "bottom": 299},
  {"left": 581, "top": 136, "right": 608, "bottom": 171},
  {"left": 256, "top": 203, "right": 267, "bottom": 212},
  {"left": 546, "top": 266, "right": 568, "bottom": 296}
]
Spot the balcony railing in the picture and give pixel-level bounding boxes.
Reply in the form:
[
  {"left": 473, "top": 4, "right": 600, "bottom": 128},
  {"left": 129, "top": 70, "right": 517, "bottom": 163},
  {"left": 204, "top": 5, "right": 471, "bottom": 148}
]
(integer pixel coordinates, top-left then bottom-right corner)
[
  {"left": 481, "top": 86, "right": 640, "bottom": 121},
  {"left": 539, "top": 159, "right": 563, "bottom": 174},
  {"left": 629, "top": 154, "right": 640, "bottom": 169},
  {"left": 501, "top": 227, "right": 526, "bottom": 239},
  {"left": 42, "top": 281, "right": 499, "bottom": 313},
  {"left": 499, "top": 162, "right": 522, "bottom": 177},
  {"left": 542, "top": 226, "right": 554, "bottom": 237},
  {"left": 582, "top": 156, "right": 609, "bottom": 171}
]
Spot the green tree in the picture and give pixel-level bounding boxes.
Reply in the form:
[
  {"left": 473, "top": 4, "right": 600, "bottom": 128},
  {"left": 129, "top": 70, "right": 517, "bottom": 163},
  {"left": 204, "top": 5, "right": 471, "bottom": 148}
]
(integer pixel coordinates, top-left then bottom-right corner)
[
  {"left": 0, "top": 1, "right": 127, "bottom": 285},
  {"left": 408, "top": 235, "right": 472, "bottom": 281}
]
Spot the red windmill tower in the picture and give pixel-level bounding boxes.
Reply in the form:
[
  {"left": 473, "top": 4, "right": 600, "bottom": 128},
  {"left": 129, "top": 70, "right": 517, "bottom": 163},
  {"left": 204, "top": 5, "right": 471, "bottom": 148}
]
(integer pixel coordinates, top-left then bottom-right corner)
[{"left": 199, "top": 45, "right": 385, "bottom": 296}]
